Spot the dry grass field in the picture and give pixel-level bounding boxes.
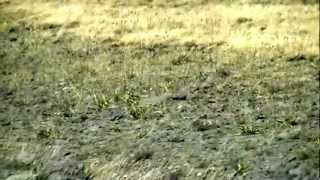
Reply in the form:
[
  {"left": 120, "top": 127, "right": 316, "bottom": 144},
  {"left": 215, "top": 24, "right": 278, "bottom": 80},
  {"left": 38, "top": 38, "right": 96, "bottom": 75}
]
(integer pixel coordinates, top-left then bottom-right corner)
[{"left": 0, "top": 0, "right": 319, "bottom": 179}]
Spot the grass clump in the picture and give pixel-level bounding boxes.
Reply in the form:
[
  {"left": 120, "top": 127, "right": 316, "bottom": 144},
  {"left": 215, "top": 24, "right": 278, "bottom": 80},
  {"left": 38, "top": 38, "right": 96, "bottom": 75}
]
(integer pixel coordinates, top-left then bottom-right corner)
[
  {"left": 239, "top": 123, "right": 262, "bottom": 135},
  {"left": 122, "top": 90, "right": 147, "bottom": 120},
  {"left": 93, "top": 94, "right": 111, "bottom": 111}
]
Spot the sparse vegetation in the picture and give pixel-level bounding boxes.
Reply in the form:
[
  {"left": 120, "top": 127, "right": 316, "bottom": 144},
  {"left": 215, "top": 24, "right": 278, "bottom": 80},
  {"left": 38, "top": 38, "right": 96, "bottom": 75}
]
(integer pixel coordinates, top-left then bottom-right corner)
[
  {"left": 233, "top": 160, "right": 252, "bottom": 177},
  {"left": 0, "top": 0, "right": 319, "bottom": 179},
  {"left": 93, "top": 94, "right": 111, "bottom": 111},
  {"left": 239, "top": 123, "right": 262, "bottom": 135}
]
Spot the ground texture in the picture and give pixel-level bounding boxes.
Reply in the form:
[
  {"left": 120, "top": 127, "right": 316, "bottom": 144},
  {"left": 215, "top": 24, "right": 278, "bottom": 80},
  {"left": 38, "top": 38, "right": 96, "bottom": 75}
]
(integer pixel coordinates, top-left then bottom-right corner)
[{"left": 0, "top": 0, "right": 319, "bottom": 179}]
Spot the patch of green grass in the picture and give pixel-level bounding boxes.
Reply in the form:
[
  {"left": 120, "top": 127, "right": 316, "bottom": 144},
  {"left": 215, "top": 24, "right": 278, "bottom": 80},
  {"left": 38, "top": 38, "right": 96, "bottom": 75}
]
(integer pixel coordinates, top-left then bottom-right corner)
[
  {"left": 93, "top": 94, "right": 111, "bottom": 111},
  {"left": 122, "top": 90, "right": 147, "bottom": 120},
  {"left": 128, "top": 105, "right": 147, "bottom": 120},
  {"left": 313, "top": 137, "right": 320, "bottom": 145},
  {"left": 239, "top": 123, "right": 262, "bottom": 135}
]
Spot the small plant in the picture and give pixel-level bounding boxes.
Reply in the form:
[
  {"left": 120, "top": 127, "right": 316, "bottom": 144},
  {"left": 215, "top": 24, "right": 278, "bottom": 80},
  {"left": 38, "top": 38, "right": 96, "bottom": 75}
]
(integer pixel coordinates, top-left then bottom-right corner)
[
  {"left": 273, "top": 120, "right": 292, "bottom": 129},
  {"left": 233, "top": 161, "right": 251, "bottom": 177},
  {"left": 196, "top": 71, "right": 208, "bottom": 82},
  {"left": 128, "top": 105, "right": 146, "bottom": 120},
  {"left": 123, "top": 90, "right": 140, "bottom": 106},
  {"left": 313, "top": 137, "right": 320, "bottom": 145},
  {"left": 36, "top": 127, "right": 60, "bottom": 140},
  {"left": 240, "top": 124, "right": 261, "bottom": 135},
  {"left": 121, "top": 89, "right": 147, "bottom": 120},
  {"left": 93, "top": 94, "right": 110, "bottom": 110}
]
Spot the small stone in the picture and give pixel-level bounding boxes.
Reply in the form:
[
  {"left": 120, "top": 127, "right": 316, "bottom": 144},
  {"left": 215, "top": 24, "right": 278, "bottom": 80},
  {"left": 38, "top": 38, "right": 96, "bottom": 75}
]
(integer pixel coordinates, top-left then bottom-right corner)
[
  {"left": 287, "top": 54, "right": 307, "bottom": 62},
  {"left": 131, "top": 148, "right": 154, "bottom": 163},
  {"left": 1, "top": 121, "right": 11, "bottom": 126},
  {"left": 164, "top": 172, "right": 180, "bottom": 180},
  {"left": 207, "top": 99, "right": 216, "bottom": 103},
  {"left": 168, "top": 136, "right": 184, "bottom": 143},
  {"left": 101, "top": 106, "right": 124, "bottom": 121},
  {"left": 236, "top": 17, "right": 253, "bottom": 24},
  {"left": 80, "top": 114, "right": 89, "bottom": 121},
  {"left": 9, "top": 35, "right": 18, "bottom": 42},
  {"left": 171, "top": 94, "right": 187, "bottom": 101},
  {"left": 260, "top": 26, "right": 267, "bottom": 31},
  {"left": 192, "top": 119, "right": 219, "bottom": 131}
]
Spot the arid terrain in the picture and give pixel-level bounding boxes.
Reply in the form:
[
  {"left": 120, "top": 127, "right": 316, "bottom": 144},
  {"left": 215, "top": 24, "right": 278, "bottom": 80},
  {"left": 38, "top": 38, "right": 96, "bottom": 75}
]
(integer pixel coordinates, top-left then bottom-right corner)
[{"left": 0, "top": 0, "right": 319, "bottom": 179}]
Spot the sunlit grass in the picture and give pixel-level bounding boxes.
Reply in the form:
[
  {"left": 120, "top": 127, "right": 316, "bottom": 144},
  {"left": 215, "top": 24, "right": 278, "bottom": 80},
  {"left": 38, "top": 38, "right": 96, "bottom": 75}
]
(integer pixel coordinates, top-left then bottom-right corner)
[{"left": 2, "top": 0, "right": 319, "bottom": 56}]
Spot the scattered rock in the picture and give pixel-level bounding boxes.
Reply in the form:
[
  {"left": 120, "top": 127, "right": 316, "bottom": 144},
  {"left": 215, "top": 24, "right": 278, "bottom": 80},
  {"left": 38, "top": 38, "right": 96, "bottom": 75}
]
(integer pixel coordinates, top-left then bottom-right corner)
[
  {"left": 0, "top": 0, "right": 10, "bottom": 6},
  {"left": 9, "top": 35, "right": 18, "bottom": 42},
  {"left": 40, "top": 23, "right": 62, "bottom": 30},
  {"left": 191, "top": 119, "right": 219, "bottom": 131},
  {"left": 287, "top": 54, "right": 307, "bottom": 62},
  {"left": 164, "top": 171, "right": 182, "bottom": 180},
  {"left": 260, "top": 26, "right": 267, "bottom": 31},
  {"left": 101, "top": 106, "right": 125, "bottom": 121},
  {"left": 63, "top": 111, "right": 72, "bottom": 118},
  {"left": 36, "top": 129, "right": 51, "bottom": 139},
  {"left": 80, "top": 114, "right": 89, "bottom": 122},
  {"left": 130, "top": 148, "right": 154, "bottom": 163},
  {"left": 65, "top": 21, "right": 80, "bottom": 29},
  {"left": 214, "top": 41, "right": 226, "bottom": 47},
  {"left": 170, "top": 94, "right": 187, "bottom": 101},
  {"left": 1, "top": 121, "right": 11, "bottom": 126},
  {"left": 167, "top": 135, "right": 184, "bottom": 143},
  {"left": 255, "top": 113, "right": 266, "bottom": 122},
  {"left": 8, "top": 26, "right": 18, "bottom": 33},
  {"left": 207, "top": 98, "right": 216, "bottom": 103},
  {"left": 0, "top": 87, "right": 14, "bottom": 98},
  {"left": 216, "top": 67, "right": 230, "bottom": 77},
  {"left": 236, "top": 17, "right": 253, "bottom": 24}
]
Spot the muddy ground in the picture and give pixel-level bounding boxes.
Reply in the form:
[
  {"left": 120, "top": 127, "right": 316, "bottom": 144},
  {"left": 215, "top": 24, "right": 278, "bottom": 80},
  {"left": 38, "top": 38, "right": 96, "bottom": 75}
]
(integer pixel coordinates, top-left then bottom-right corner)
[{"left": 0, "top": 1, "right": 319, "bottom": 180}]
